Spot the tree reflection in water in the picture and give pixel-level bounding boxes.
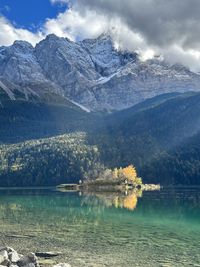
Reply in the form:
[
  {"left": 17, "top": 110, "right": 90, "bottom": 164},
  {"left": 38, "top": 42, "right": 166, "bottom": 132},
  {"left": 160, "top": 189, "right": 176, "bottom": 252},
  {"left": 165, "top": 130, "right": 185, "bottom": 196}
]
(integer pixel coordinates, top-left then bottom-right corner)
[{"left": 80, "top": 189, "right": 143, "bottom": 211}]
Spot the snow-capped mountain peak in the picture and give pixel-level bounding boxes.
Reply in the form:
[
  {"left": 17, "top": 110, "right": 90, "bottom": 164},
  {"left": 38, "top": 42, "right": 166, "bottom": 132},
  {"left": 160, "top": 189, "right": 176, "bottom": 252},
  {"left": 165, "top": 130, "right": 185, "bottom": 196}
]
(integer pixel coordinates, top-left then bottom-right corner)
[
  {"left": 13, "top": 40, "right": 34, "bottom": 50},
  {"left": 0, "top": 34, "right": 200, "bottom": 111}
]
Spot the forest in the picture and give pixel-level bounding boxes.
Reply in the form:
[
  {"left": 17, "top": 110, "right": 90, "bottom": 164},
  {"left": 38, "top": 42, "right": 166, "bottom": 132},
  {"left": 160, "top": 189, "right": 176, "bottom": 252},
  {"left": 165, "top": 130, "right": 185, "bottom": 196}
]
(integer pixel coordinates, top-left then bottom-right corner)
[{"left": 0, "top": 92, "right": 200, "bottom": 186}]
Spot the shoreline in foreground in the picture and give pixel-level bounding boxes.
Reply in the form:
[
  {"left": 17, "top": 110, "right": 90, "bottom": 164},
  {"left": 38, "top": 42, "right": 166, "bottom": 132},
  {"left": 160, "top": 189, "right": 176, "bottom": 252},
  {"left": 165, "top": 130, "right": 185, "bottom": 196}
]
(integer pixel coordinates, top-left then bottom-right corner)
[{"left": 0, "top": 246, "right": 71, "bottom": 267}]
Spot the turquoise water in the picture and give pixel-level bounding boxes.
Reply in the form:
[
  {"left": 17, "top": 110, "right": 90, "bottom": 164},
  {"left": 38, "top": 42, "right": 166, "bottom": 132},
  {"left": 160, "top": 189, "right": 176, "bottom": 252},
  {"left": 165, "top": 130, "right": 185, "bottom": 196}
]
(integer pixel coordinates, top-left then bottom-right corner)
[{"left": 0, "top": 187, "right": 199, "bottom": 267}]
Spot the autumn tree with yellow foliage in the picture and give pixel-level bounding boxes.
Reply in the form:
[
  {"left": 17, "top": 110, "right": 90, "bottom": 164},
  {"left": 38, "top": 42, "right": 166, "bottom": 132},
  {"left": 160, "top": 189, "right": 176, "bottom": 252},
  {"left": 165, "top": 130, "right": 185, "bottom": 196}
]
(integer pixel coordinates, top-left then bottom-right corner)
[
  {"left": 94, "top": 164, "right": 142, "bottom": 185},
  {"left": 111, "top": 165, "right": 140, "bottom": 183}
]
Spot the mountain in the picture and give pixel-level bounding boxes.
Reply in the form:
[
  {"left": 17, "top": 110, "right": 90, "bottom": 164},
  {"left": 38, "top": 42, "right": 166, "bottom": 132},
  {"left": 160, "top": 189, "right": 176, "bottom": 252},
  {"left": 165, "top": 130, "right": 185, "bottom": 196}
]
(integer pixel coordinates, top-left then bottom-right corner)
[
  {"left": 81, "top": 34, "right": 138, "bottom": 76},
  {"left": 141, "top": 132, "right": 200, "bottom": 186},
  {"left": 1, "top": 34, "right": 200, "bottom": 110},
  {"left": 86, "top": 91, "right": 200, "bottom": 186},
  {"left": 0, "top": 40, "right": 64, "bottom": 102},
  {"left": 1, "top": 92, "right": 200, "bottom": 186},
  {"left": 85, "top": 91, "right": 200, "bottom": 168},
  {"left": 1, "top": 34, "right": 200, "bottom": 187},
  {"left": 0, "top": 96, "right": 105, "bottom": 144},
  {"left": 89, "top": 60, "right": 200, "bottom": 110}
]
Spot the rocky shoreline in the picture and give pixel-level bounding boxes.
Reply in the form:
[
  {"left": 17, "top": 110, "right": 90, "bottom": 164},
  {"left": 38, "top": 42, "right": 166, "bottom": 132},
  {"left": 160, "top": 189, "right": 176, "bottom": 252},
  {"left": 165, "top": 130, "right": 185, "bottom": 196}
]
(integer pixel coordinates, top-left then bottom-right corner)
[{"left": 0, "top": 247, "right": 71, "bottom": 267}]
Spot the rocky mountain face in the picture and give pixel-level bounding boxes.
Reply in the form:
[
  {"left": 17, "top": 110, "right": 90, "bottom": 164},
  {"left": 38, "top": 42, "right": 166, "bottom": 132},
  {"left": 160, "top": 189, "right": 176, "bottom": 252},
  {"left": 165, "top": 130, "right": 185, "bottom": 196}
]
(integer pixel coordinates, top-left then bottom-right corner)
[
  {"left": 1, "top": 33, "right": 200, "bottom": 110},
  {"left": 0, "top": 40, "right": 64, "bottom": 102}
]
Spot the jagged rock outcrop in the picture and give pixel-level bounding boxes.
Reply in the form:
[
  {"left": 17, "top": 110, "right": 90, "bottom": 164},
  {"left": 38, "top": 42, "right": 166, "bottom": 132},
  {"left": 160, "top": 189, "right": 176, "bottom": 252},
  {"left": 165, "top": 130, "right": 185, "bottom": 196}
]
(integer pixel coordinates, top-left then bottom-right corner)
[{"left": 81, "top": 33, "right": 138, "bottom": 76}]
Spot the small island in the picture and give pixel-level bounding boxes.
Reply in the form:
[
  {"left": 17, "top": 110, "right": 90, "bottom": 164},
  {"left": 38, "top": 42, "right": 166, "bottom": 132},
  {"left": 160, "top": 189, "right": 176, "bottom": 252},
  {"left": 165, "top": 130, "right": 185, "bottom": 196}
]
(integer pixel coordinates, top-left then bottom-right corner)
[{"left": 57, "top": 165, "right": 160, "bottom": 192}]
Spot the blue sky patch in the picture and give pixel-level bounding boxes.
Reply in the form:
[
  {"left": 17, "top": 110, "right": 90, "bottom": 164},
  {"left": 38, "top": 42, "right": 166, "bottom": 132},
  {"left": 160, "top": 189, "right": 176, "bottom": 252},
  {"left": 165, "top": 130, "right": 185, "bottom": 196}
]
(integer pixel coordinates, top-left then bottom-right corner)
[{"left": 0, "top": 0, "right": 68, "bottom": 31}]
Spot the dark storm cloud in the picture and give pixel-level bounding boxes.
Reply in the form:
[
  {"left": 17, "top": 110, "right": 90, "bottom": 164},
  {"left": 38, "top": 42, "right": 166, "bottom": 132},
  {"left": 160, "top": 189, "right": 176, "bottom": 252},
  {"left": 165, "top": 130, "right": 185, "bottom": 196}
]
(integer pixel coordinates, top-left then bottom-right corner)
[{"left": 74, "top": 0, "right": 200, "bottom": 49}]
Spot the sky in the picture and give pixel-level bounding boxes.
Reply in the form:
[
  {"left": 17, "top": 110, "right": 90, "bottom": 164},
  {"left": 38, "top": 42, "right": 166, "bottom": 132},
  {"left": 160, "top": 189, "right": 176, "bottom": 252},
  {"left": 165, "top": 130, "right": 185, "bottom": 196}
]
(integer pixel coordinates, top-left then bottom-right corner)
[
  {"left": 0, "top": 0, "right": 200, "bottom": 71},
  {"left": 0, "top": 0, "right": 67, "bottom": 31}
]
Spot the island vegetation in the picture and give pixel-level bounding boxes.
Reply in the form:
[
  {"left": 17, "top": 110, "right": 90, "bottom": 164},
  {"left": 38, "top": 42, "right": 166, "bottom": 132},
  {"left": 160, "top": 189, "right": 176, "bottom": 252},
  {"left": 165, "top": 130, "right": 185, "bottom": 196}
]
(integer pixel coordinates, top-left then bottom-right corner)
[
  {"left": 84, "top": 165, "right": 143, "bottom": 187},
  {"left": 58, "top": 165, "right": 160, "bottom": 191}
]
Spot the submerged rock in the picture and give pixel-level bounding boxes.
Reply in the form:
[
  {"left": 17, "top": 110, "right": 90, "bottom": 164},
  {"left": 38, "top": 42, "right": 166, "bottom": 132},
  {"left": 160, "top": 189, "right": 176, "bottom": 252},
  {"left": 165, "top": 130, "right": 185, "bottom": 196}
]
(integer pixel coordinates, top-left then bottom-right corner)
[
  {"left": 53, "top": 264, "right": 71, "bottom": 267},
  {"left": 22, "top": 264, "right": 35, "bottom": 267},
  {"left": 35, "top": 252, "right": 61, "bottom": 258},
  {"left": 38, "top": 259, "right": 55, "bottom": 266}
]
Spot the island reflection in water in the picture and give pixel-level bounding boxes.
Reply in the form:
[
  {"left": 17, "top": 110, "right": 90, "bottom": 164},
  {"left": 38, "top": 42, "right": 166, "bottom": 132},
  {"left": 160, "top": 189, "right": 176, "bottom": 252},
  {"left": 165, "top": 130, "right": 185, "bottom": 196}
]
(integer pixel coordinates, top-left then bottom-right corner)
[
  {"left": 0, "top": 187, "right": 200, "bottom": 267},
  {"left": 76, "top": 189, "right": 143, "bottom": 211}
]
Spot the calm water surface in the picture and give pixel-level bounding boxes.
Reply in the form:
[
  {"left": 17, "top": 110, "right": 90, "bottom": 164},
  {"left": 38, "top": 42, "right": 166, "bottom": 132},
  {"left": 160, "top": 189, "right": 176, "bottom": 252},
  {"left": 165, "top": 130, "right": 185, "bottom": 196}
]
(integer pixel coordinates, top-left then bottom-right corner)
[{"left": 0, "top": 187, "right": 199, "bottom": 267}]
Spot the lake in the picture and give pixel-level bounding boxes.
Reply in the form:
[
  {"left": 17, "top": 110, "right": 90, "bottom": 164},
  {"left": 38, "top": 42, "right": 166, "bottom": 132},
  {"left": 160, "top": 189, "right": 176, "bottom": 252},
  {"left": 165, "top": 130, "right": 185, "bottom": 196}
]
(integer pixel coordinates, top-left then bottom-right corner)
[{"left": 0, "top": 187, "right": 199, "bottom": 267}]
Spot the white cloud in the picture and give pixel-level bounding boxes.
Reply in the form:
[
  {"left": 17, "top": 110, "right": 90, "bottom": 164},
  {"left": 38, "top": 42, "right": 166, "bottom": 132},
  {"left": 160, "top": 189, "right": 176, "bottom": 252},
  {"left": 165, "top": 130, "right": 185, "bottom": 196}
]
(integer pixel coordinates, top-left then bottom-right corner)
[
  {"left": 43, "top": 6, "right": 156, "bottom": 61},
  {"left": 0, "top": 16, "right": 43, "bottom": 46},
  {"left": 163, "top": 45, "right": 200, "bottom": 72},
  {"left": 44, "top": 9, "right": 133, "bottom": 43},
  {"left": 50, "top": 0, "right": 69, "bottom": 5},
  {"left": 69, "top": 0, "right": 200, "bottom": 71},
  {"left": 44, "top": 9, "right": 109, "bottom": 40},
  {"left": 1, "top": 0, "right": 200, "bottom": 71}
]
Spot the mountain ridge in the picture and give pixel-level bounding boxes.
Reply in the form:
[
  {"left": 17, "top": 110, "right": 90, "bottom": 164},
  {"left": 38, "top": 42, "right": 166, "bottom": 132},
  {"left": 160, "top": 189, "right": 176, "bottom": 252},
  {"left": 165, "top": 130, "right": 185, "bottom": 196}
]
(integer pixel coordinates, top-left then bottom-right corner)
[
  {"left": 1, "top": 92, "right": 200, "bottom": 186},
  {"left": 1, "top": 34, "right": 200, "bottom": 110}
]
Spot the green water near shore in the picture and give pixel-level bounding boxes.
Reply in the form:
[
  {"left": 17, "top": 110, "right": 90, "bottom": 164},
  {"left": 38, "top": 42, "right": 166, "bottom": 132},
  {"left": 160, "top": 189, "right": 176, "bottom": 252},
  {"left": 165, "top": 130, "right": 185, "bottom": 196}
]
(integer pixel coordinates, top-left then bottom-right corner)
[{"left": 0, "top": 187, "right": 199, "bottom": 267}]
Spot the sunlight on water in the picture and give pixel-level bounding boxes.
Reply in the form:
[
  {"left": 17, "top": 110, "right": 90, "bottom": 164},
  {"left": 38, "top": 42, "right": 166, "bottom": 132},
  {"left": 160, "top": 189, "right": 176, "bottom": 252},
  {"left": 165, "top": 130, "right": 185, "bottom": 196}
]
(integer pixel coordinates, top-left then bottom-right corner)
[{"left": 0, "top": 187, "right": 199, "bottom": 267}]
